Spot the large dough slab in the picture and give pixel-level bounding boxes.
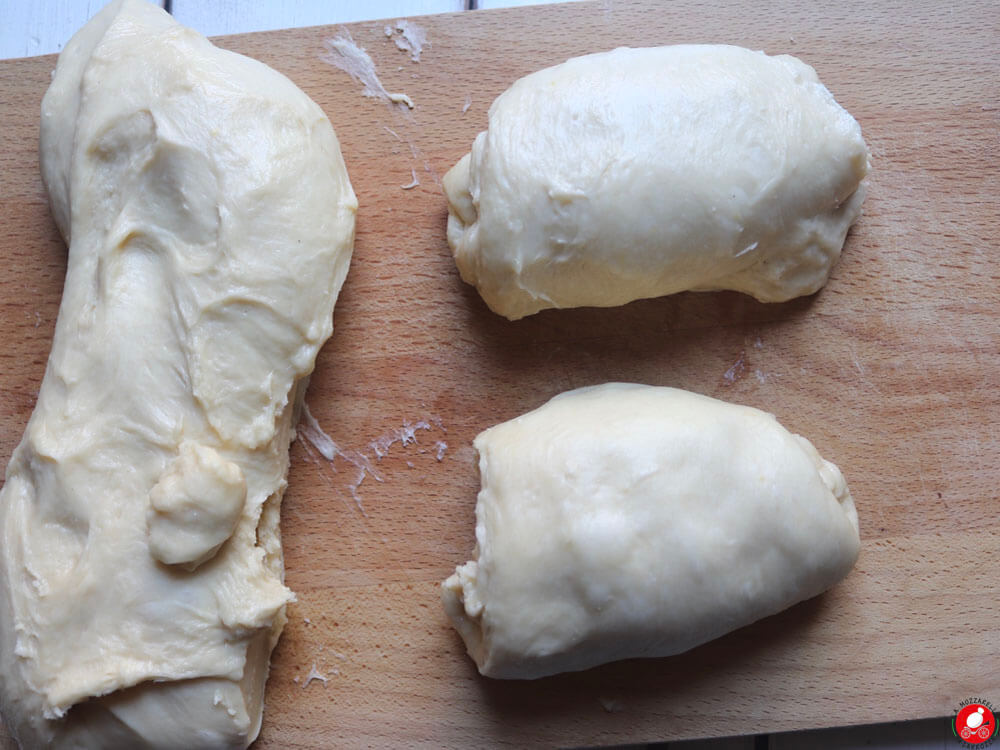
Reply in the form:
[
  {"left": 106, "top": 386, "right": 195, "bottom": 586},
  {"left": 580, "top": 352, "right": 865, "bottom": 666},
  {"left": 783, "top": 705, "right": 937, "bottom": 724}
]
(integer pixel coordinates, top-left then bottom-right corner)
[{"left": 0, "top": 0, "right": 356, "bottom": 746}]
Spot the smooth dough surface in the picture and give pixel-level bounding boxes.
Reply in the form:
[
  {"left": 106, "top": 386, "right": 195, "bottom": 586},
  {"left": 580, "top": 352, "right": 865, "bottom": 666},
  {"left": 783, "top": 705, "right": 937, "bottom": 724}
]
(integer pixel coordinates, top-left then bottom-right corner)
[
  {"left": 443, "top": 45, "right": 870, "bottom": 320},
  {"left": 0, "top": 0, "right": 357, "bottom": 746},
  {"left": 442, "top": 384, "right": 861, "bottom": 679}
]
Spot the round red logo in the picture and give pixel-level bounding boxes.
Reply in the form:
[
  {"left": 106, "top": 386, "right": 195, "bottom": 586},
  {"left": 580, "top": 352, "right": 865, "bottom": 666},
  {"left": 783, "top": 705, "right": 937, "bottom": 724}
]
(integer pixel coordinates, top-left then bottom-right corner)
[{"left": 954, "top": 701, "right": 997, "bottom": 746}]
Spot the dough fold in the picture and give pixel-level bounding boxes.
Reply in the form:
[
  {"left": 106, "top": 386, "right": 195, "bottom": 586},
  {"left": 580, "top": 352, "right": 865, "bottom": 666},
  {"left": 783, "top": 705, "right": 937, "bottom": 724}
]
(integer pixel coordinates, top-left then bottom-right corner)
[
  {"left": 442, "top": 384, "right": 861, "bottom": 679},
  {"left": 443, "top": 45, "right": 870, "bottom": 320},
  {"left": 0, "top": 0, "right": 357, "bottom": 746}
]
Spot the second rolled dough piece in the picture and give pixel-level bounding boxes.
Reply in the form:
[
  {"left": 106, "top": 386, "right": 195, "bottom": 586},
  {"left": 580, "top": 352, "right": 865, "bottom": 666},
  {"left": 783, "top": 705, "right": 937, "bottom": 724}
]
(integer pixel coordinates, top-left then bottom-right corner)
[
  {"left": 442, "top": 383, "right": 861, "bottom": 679},
  {"left": 444, "top": 45, "right": 870, "bottom": 320}
]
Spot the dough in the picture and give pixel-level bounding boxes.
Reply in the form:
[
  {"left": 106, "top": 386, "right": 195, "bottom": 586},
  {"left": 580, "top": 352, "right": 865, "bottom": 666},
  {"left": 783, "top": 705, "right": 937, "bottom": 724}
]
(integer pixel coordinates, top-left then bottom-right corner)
[
  {"left": 441, "top": 384, "right": 861, "bottom": 679},
  {"left": 0, "top": 0, "right": 357, "bottom": 746},
  {"left": 443, "top": 45, "right": 870, "bottom": 320}
]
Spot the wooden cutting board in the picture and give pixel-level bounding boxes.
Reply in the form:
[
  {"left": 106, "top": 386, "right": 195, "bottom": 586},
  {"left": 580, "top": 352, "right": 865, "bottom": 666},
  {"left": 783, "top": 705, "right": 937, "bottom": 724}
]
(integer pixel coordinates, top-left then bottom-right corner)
[{"left": 1, "top": 0, "right": 998, "bottom": 746}]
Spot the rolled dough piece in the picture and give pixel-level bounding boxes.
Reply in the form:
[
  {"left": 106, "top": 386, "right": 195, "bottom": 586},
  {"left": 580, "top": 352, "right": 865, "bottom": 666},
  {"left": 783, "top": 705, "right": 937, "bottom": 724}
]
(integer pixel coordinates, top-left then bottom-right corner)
[
  {"left": 0, "top": 0, "right": 357, "bottom": 746},
  {"left": 441, "top": 383, "right": 861, "bottom": 679},
  {"left": 443, "top": 45, "right": 870, "bottom": 320}
]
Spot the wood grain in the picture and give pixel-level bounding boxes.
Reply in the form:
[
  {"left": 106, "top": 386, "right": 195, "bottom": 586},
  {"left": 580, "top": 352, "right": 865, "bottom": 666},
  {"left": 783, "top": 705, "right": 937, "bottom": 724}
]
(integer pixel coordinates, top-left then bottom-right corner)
[
  {"left": 1, "top": 0, "right": 999, "bottom": 746},
  {"left": 170, "top": 0, "right": 463, "bottom": 41}
]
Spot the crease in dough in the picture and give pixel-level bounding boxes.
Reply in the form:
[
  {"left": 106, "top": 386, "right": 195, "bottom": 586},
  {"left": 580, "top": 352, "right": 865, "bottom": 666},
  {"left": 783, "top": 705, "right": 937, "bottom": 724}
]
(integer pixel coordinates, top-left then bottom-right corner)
[
  {"left": 442, "top": 383, "right": 861, "bottom": 679},
  {"left": 443, "top": 45, "right": 870, "bottom": 320},
  {"left": 0, "top": 0, "right": 357, "bottom": 746}
]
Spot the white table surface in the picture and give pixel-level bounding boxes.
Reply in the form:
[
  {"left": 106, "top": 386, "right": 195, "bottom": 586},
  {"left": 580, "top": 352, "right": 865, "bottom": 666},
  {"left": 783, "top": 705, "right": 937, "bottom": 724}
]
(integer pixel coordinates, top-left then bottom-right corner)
[{"left": 0, "top": 0, "right": 953, "bottom": 747}]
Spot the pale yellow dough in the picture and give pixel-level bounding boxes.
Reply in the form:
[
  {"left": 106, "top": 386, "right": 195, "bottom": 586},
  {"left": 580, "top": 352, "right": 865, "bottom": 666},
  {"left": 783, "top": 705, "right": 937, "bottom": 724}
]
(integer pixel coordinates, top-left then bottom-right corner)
[
  {"left": 0, "top": 0, "right": 357, "bottom": 746},
  {"left": 442, "top": 384, "right": 861, "bottom": 679},
  {"left": 444, "top": 45, "right": 870, "bottom": 320}
]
